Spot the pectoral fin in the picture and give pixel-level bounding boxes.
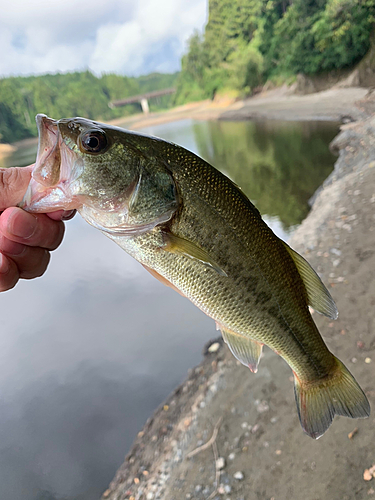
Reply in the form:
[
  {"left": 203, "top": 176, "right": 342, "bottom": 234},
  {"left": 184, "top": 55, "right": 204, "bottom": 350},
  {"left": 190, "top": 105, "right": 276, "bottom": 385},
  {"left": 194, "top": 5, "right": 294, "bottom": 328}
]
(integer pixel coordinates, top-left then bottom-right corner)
[
  {"left": 220, "top": 326, "right": 263, "bottom": 373},
  {"left": 163, "top": 232, "right": 227, "bottom": 277},
  {"left": 282, "top": 242, "right": 338, "bottom": 320}
]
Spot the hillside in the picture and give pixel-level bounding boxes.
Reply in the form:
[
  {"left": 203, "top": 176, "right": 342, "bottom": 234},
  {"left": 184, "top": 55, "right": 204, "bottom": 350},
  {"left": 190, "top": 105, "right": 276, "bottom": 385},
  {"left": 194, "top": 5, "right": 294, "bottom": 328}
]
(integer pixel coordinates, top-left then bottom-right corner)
[
  {"left": 175, "top": 0, "right": 375, "bottom": 103},
  {"left": 0, "top": 71, "right": 178, "bottom": 143}
]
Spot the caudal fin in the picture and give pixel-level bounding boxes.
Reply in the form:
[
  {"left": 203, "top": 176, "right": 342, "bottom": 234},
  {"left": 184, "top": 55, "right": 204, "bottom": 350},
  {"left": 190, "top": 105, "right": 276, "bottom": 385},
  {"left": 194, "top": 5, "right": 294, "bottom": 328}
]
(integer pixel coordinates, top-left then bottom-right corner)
[{"left": 294, "top": 357, "right": 370, "bottom": 439}]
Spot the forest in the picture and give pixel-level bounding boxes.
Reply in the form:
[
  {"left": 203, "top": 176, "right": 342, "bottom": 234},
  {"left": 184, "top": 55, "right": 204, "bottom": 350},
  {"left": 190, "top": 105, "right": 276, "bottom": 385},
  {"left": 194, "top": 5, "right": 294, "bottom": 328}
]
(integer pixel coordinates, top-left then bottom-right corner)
[
  {"left": 0, "top": 72, "right": 177, "bottom": 143},
  {"left": 1, "top": 0, "right": 374, "bottom": 143},
  {"left": 175, "top": 0, "right": 375, "bottom": 103}
]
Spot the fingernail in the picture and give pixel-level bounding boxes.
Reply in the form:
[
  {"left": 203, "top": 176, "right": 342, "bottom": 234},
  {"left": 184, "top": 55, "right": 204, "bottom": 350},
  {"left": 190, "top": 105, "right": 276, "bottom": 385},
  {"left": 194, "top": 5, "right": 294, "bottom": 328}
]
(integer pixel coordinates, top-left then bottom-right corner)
[
  {"left": 61, "top": 210, "right": 76, "bottom": 221},
  {"left": 0, "top": 253, "right": 10, "bottom": 275},
  {"left": 8, "top": 211, "right": 37, "bottom": 239}
]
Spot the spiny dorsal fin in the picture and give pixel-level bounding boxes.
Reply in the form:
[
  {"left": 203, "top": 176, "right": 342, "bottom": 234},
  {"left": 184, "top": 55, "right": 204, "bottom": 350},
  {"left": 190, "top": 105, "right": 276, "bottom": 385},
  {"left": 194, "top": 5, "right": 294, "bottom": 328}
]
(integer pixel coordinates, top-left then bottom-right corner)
[
  {"left": 282, "top": 242, "right": 338, "bottom": 320},
  {"left": 220, "top": 326, "right": 263, "bottom": 373},
  {"left": 163, "top": 232, "right": 227, "bottom": 277}
]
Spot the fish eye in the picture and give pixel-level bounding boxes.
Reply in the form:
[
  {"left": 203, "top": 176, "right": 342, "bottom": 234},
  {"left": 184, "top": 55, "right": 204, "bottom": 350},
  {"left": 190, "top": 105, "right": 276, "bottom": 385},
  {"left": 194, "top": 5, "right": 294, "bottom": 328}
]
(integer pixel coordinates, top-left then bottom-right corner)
[{"left": 80, "top": 130, "right": 108, "bottom": 154}]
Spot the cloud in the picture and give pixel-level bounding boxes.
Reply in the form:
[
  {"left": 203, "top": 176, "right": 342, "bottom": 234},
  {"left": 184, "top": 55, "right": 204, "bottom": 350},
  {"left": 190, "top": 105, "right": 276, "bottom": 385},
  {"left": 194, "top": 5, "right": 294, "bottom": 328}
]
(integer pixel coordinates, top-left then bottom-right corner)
[{"left": 0, "top": 0, "right": 207, "bottom": 77}]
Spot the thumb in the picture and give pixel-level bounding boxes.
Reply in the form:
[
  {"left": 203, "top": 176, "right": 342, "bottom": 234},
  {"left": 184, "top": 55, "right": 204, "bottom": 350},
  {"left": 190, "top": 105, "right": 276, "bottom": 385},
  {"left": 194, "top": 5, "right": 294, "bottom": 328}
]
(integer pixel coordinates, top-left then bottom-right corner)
[{"left": 0, "top": 166, "right": 33, "bottom": 211}]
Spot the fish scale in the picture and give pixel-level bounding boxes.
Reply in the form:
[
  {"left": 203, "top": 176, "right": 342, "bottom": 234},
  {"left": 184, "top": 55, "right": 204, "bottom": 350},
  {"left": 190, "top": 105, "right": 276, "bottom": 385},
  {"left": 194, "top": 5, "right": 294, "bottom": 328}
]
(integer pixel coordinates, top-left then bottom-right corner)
[
  {"left": 21, "top": 114, "right": 370, "bottom": 439},
  {"left": 113, "top": 176, "right": 332, "bottom": 380},
  {"left": 163, "top": 146, "right": 330, "bottom": 367}
]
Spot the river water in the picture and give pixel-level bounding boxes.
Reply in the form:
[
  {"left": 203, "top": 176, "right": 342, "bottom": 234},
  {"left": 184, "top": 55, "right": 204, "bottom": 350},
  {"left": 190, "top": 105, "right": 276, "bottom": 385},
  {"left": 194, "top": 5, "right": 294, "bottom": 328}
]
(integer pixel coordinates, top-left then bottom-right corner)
[{"left": 0, "top": 119, "right": 338, "bottom": 499}]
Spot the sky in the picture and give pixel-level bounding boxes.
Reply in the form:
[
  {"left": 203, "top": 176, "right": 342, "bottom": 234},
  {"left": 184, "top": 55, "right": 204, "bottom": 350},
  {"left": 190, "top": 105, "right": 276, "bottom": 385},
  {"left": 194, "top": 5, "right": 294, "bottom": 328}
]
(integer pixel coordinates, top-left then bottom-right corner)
[{"left": 0, "top": 0, "right": 207, "bottom": 78}]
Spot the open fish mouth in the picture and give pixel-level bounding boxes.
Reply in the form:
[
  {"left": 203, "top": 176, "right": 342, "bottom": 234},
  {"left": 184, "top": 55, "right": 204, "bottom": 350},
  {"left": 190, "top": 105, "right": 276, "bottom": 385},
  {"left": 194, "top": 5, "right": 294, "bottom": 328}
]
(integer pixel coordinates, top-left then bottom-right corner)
[{"left": 20, "top": 114, "right": 83, "bottom": 212}]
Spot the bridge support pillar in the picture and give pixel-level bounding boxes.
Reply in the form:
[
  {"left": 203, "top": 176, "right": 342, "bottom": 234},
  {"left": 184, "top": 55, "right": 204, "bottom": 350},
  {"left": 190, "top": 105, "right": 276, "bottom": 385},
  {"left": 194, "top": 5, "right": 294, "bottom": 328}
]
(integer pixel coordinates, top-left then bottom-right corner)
[{"left": 140, "top": 98, "right": 150, "bottom": 114}]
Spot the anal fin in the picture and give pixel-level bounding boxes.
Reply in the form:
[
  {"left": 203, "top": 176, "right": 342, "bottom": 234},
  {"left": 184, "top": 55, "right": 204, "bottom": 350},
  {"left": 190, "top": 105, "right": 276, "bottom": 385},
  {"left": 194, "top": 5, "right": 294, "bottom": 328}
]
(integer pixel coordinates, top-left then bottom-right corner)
[{"left": 220, "top": 326, "right": 263, "bottom": 373}]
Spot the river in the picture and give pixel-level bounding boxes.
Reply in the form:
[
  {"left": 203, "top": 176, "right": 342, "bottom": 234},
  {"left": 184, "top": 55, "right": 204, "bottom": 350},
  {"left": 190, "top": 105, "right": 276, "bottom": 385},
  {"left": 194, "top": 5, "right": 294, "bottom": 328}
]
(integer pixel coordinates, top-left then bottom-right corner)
[{"left": 0, "top": 118, "right": 339, "bottom": 500}]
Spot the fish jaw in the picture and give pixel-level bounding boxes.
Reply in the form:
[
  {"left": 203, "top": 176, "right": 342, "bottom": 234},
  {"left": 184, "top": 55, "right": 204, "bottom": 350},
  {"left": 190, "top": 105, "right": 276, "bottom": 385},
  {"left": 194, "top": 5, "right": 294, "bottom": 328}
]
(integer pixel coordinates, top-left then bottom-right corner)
[{"left": 20, "top": 114, "right": 84, "bottom": 213}]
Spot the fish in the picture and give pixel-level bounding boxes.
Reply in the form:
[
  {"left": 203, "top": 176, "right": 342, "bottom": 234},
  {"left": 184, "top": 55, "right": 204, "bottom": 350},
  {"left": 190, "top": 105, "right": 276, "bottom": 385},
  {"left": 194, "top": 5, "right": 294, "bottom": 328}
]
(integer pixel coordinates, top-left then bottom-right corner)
[{"left": 21, "top": 114, "right": 370, "bottom": 439}]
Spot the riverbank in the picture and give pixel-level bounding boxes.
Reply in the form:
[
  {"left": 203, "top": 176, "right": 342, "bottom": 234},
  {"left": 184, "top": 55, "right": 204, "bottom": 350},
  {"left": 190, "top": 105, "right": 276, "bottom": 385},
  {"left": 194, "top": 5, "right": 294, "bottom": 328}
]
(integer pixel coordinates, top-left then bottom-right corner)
[
  {"left": 114, "top": 87, "right": 370, "bottom": 130},
  {"left": 0, "top": 86, "right": 370, "bottom": 167},
  {"left": 220, "top": 86, "right": 369, "bottom": 122},
  {"left": 102, "top": 93, "right": 375, "bottom": 500},
  {"left": 0, "top": 100, "right": 244, "bottom": 167},
  {"left": 110, "top": 98, "right": 244, "bottom": 131}
]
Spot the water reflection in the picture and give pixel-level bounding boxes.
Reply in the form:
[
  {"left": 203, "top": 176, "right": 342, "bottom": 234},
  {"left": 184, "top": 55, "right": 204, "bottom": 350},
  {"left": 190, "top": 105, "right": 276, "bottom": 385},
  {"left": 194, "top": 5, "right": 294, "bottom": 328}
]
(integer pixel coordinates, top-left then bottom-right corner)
[
  {"left": 141, "top": 119, "right": 339, "bottom": 230},
  {"left": 1, "top": 138, "right": 38, "bottom": 169},
  {"left": 0, "top": 118, "right": 338, "bottom": 499},
  {"left": 0, "top": 217, "right": 214, "bottom": 499}
]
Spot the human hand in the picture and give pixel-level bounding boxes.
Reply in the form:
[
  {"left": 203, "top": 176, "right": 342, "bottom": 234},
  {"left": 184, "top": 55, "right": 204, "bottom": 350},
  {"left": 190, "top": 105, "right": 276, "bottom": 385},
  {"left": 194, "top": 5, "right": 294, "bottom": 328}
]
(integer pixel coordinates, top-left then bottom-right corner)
[{"left": 0, "top": 166, "right": 75, "bottom": 292}]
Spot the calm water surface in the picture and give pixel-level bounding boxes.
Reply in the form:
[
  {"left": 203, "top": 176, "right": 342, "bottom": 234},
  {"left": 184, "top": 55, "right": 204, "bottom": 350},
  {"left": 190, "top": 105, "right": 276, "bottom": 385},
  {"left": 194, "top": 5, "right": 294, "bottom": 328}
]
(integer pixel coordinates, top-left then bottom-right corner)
[{"left": 0, "top": 119, "right": 338, "bottom": 499}]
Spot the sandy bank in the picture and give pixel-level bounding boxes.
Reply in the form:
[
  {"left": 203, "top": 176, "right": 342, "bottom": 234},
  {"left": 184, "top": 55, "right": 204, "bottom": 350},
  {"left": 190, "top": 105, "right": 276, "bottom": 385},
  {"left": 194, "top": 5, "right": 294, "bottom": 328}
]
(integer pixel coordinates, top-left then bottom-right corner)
[
  {"left": 0, "top": 143, "right": 16, "bottom": 161},
  {"left": 112, "top": 87, "right": 371, "bottom": 131},
  {"left": 109, "top": 98, "right": 244, "bottom": 130},
  {"left": 220, "top": 87, "right": 369, "bottom": 122},
  {"left": 110, "top": 87, "right": 370, "bottom": 130},
  {"left": 102, "top": 94, "right": 375, "bottom": 500}
]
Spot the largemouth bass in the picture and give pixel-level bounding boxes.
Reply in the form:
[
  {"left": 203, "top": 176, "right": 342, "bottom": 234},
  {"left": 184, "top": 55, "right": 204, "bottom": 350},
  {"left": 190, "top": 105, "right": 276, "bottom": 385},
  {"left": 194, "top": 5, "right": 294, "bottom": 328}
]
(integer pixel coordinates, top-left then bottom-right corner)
[{"left": 21, "top": 114, "right": 370, "bottom": 439}]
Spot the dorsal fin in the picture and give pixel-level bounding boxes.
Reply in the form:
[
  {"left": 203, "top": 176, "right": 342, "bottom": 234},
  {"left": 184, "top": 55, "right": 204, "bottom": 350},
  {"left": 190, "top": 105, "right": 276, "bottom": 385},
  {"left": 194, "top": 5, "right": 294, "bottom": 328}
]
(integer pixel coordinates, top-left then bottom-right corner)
[
  {"left": 220, "top": 325, "right": 263, "bottom": 373},
  {"left": 282, "top": 242, "right": 338, "bottom": 320}
]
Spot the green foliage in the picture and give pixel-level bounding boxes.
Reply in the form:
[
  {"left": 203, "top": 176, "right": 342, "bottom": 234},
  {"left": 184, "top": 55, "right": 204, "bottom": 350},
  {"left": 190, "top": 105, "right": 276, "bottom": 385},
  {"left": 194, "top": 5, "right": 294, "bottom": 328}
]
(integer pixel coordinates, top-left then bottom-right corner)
[
  {"left": 175, "top": 1, "right": 265, "bottom": 102},
  {"left": 226, "top": 42, "right": 264, "bottom": 92},
  {"left": 176, "top": 0, "right": 375, "bottom": 103},
  {"left": 175, "top": 32, "right": 209, "bottom": 104},
  {"left": 265, "top": 0, "right": 375, "bottom": 76},
  {"left": 0, "top": 103, "right": 30, "bottom": 143},
  {"left": 0, "top": 71, "right": 178, "bottom": 143}
]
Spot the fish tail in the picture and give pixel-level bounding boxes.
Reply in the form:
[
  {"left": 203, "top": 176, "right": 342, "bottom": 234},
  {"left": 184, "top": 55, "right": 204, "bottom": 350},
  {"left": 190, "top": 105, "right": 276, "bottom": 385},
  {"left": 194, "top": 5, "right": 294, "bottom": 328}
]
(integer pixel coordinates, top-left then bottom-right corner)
[{"left": 293, "top": 356, "right": 370, "bottom": 439}]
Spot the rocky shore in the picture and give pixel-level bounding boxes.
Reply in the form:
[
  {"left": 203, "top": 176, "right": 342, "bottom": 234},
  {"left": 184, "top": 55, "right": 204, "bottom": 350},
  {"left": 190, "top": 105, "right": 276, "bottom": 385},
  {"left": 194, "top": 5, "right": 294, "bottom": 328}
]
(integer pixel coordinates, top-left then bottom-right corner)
[{"left": 101, "top": 90, "right": 375, "bottom": 500}]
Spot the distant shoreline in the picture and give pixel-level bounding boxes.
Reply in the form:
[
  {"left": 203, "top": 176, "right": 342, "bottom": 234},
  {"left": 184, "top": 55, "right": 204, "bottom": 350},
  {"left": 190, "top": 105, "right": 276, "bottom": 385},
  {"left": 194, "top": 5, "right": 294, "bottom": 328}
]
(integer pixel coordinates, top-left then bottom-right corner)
[
  {"left": 1, "top": 86, "right": 370, "bottom": 165},
  {"left": 0, "top": 143, "right": 16, "bottom": 161},
  {"left": 109, "top": 97, "right": 244, "bottom": 130},
  {"left": 0, "top": 98, "right": 243, "bottom": 159},
  {"left": 113, "top": 86, "right": 370, "bottom": 129}
]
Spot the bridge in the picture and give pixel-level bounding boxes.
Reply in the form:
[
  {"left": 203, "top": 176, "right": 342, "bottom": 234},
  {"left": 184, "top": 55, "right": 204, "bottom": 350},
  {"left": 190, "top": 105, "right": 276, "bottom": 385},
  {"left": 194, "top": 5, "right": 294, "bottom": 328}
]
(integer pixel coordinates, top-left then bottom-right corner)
[{"left": 109, "top": 88, "right": 176, "bottom": 114}]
